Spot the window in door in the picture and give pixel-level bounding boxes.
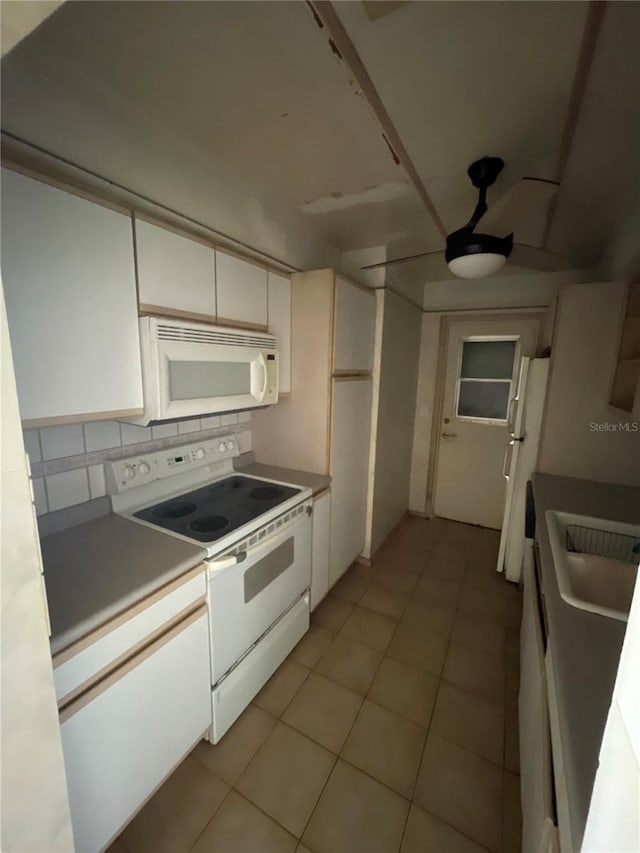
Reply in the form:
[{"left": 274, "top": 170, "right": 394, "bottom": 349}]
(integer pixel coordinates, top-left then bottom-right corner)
[{"left": 455, "top": 338, "right": 518, "bottom": 423}]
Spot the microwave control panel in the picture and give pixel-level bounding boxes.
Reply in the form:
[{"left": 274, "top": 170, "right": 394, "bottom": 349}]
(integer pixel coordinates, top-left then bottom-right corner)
[{"left": 263, "top": 352, "right": 279, "bottom": 404}]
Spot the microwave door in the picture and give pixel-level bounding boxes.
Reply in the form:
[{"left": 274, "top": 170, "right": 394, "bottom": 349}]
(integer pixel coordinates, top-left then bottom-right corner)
[
  {"left": 156, "top": 343, "right": 274, "bottom": 419},
  {"left": 158, "top": 341, "right": 264, "bottom": 418}
]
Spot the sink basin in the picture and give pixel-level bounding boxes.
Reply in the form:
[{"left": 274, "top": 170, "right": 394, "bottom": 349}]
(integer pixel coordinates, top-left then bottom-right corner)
[{"left": 546, "top": 511, "right": 640, "bottom": 621}]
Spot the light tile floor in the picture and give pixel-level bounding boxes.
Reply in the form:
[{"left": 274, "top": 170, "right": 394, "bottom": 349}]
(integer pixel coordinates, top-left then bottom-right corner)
[{"left": 112, "top": 516, "right": 522, "bottom": 853}]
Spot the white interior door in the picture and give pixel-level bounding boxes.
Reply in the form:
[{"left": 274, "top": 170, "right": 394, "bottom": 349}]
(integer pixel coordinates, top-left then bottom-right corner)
[{"left": 433, "top": 316, "right": 540, "bottom": 529}]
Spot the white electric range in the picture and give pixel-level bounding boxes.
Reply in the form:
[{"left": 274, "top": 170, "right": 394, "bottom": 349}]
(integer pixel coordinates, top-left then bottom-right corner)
[{"left": 106, "top": 434, "right": 312, "bottom": 742}]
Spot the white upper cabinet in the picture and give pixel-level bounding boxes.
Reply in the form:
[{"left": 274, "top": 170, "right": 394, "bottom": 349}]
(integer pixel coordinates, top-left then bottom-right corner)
[
  {"left": 333, "top": 277, "right": 376, "bottom": 373},
  {"left": 1, "top": 169, "right": 143, "bottom": 424},
  {"left": 135, "top": 217, "right": 215, "bottom": 318},
  {"left": 267, "top": 271, "right": 292, "bottom": 394},
  {"left": 216, "top": 250, "right": 268, "bottom": 329}
]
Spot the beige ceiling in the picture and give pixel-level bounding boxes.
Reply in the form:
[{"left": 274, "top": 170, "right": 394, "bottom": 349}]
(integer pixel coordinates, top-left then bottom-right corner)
[
  {"left": 0, "top": 0, "right": 438, "bottom": 259},
  {"left": 1, "top": 0, "right": 639, "bottom": 288}
]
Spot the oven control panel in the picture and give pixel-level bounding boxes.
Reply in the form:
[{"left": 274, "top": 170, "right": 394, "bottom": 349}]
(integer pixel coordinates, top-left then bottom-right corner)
[{"left": 106, "top": 434, "right": 240, "bottom": 493}]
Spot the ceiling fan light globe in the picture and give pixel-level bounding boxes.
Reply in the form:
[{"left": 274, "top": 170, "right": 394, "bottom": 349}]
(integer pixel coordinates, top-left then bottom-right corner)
[{"left": 447, "top": 252, "right": 507, "bottom": 279}]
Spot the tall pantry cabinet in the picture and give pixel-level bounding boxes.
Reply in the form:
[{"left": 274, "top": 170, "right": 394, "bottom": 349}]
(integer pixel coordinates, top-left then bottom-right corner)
[{"left": 251, "top": 270, "right": 376, "bottom": 606}]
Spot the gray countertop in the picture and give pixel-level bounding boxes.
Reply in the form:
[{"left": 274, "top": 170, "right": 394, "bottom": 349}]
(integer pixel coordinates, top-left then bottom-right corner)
[
  {"left": 236, "top": 457, "right": 331, "bottom": 497},
  {"left": 42, "top": 515, "right": 206, "bottom": 655},
  {"left": 532, "top": 472, "right": 640, "bottom": 847}
]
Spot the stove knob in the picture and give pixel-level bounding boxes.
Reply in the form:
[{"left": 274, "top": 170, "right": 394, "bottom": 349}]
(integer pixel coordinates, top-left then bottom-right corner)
[
  {"left": 226, "top": 440, "right": 235, "bottom": 451},
  {"left": 123, "top": 465, "right": 136, "bottom": 481},
  {"left": 138, "top": 462, "right": 150, "bottom": 475},
  {"left": 217, "top": 443, "right": 226, "bottom": 453},
  {"left": 195, "top": 448, "right": 206, "bottom": 460}
]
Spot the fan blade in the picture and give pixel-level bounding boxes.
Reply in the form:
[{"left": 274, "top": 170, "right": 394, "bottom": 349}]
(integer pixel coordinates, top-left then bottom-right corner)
[
  {"left": 481, "top": 177, "right": 559, "bottom": 245},
  {"left": 509, "top": 243, "right": 571, "bottom": 273},
  {"left": 361, "top": 249, "right": 444, "bottom": 270}
]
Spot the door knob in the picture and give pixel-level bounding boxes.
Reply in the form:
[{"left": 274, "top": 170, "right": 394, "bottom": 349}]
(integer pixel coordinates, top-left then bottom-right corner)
[{"left": 441, "top": 432, "right": 456, "bottom": 438}]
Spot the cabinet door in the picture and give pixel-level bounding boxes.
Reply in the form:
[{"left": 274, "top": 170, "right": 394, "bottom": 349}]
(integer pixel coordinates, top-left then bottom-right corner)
[
  {"left": 311, "top": 490, "right": 331, "bottom": 610},
  {"left": 267, "top": 271, "right": 292, "bottom": 393},
  {"left": 60, "top": 609, "right": 211, "bottom": 853},
  {"left": 1, "top": 169, "right": 143, "bottom": 424},
  {"left": 329, "top": 379, "right": 372, "bottom": 585},
  {"left": 520, "top": 548, "right": 553, "bottom": 853},
  {"left": 333, "top": 277, "right": 376, "bottom": 373},
  {"left": 215, "top": 250, "right": 268, "bottom": 328},
  {"left": 135, "top": 218, "right": 215, "bottom": 318}
]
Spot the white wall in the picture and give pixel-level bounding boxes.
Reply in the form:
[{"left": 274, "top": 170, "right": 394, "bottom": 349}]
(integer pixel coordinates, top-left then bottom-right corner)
[
  {"left": 538, "top": 281, "right": 640, "bottom": 487},
  {"left": 365, "top": 289, "right": 422, "bottom": 556},
  {"left": 0, "top": 284, "right": 74, "bottom": 852},
  {"left": 422, "top": 269, "right": 591, "bottom": 313},
  {"left": 409, "top": 313, "right": 442, "bottom": 516}
]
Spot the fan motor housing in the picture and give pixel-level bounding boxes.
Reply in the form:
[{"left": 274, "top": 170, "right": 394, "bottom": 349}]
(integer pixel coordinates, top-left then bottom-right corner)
[
  {"left": 445, "top": 230, "right": 513, "bottom": 263},
  {"left": 467, "top": 157, "right": 505, "bottom": 190}
]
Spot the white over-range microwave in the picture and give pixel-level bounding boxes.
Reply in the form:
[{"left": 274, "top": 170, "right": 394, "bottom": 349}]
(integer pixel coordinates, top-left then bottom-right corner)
[{"left": 125, "top": 317, "right": 279, "bottom": 424}]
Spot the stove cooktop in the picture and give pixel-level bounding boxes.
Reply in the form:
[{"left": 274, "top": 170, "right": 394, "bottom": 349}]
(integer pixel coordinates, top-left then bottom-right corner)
[{"left": 133, "top": 475, "right": 302, "bottom": 543}]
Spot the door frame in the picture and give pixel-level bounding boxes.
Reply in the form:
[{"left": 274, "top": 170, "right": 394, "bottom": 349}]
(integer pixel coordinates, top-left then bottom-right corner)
[{"left": 424, "top": 309, "right": 546, "bottom": 520}]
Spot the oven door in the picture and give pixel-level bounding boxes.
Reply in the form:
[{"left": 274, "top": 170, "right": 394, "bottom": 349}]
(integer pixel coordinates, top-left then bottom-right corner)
[
  {"left": 156, "top": 338, "right": 272, "bottom": 419},
  {"left": 207, "top": 509, "right": 312, "bottom": 684}
]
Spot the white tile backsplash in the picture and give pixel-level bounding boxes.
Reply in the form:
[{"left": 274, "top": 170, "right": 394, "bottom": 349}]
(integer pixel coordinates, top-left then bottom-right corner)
[
  {"left": 23, "top": 429, "right": 42, "bottom": 464},
  {"left": 83, "top": 420, "right": 122, "bottom": 452},
  {"left": 32, "top": 477, "right": 48, "bottom": 516},
  {"left": 201, "top": 415, "right": 221, "bottom": 429},
  {"left": 178, "top": 419, "right": 202, "bottom": 434},
  {"left": 237, "top": 430, "right": 252, "bottom": 453},
  {"left": 46, "top": 469, "right": 90, "bottom": 512},
  {"left": 40, "top": 424, "right": 85, "bottom": 460},
  {"left": 88, "top": 464, "right": 106, "bottom": 499},
  {"left": 151, "top": 423, "right": 178, "bottom": 440},
  {"left": 120, "top": 422, "right": 152, "bottom": 445},
  {"left": 30, "top": 414, "right": 252, "bottom": 518}
]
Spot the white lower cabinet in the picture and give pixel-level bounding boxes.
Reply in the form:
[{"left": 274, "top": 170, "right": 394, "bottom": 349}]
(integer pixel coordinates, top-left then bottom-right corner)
[
  {"left": 520, "top": 546, "right": 555, "bottom": 853},
  {"left": 60, "top": 608, "right": 211, "bottom": 853},
  {"left": 311, "top": 490, "right": 331, "bottom": 610}
]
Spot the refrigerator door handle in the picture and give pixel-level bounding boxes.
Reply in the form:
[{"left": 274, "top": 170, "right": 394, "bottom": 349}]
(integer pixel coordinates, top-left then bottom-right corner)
[
  {"left": 502, "top": 439, "right": 515, "bottom": 480},
  {"left": 507, "top": 397, "right": 518, "bottom": 433}
]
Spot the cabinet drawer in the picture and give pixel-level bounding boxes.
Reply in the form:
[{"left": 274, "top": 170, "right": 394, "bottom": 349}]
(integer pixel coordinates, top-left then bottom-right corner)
[
  {"left": 60, "top": 607, "right": 211, "bottom": 853},
  {"left": 53, "top": 566, "right": 206, "bottom": 704}
]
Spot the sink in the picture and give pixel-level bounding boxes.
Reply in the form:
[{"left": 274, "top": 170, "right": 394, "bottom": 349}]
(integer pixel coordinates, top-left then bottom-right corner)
[{"left": 545, "top": 511, "right": 640, "bottom": 622}]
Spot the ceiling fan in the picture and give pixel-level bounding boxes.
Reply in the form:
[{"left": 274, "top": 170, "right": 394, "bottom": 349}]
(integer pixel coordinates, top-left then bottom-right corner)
[{"left": 362, "top": 156, "right": 566, "bottom": 279}]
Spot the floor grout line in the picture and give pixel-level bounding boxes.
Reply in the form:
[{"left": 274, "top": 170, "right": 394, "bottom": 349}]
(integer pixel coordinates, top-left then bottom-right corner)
[{"left": 121, "top": 517, "right": 518, "bottom": 853}]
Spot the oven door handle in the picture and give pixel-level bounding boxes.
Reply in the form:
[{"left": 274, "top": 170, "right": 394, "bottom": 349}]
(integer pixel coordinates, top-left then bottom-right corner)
[{"left": 208, "top": 552, "right": 246, "bottom": 574}]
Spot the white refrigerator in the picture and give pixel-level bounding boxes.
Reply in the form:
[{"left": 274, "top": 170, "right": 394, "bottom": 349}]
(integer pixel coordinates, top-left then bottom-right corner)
[{"left": 497, "top": 356, "right": 550, "bottom": 582}]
